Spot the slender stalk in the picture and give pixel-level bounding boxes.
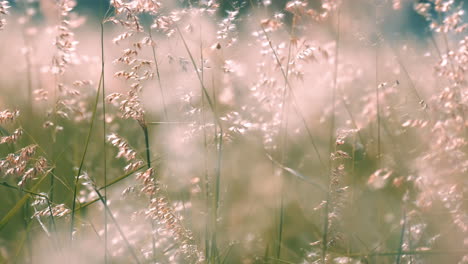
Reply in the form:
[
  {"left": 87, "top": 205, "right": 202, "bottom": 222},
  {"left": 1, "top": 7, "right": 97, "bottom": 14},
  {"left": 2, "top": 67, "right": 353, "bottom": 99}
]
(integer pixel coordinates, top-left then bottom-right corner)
[
  {"left": 322, "top": 7, "right": 341, "bottom": 262},
  {"left": 99, "top": 18, "right": 108, "bottom": 263},
  {"left": 141, "top": 125, "right": 152, "bottom": 169},
  {"left": 148, "top": 28, "right": 169, "bottom": 121},
  {"left": 0, "top": 171, "right": 51, "bottom": 232},
  {"left": 98, "top": 163, "right": 148, "bottom": 190},
  {"left": 49, "top": 168, "right": 55, "bottom": 217},
  {"left": 375, "top": 1, "right": 381, "bottom": 164},
  {"left": 175, "top": 26, "right": 221, "bottom": 126},
  {"left": 199, "top": 22, "right": 211, "bottom": 261},
  {"left": 386, "top": 40, "right": 429, "bottom": 112},
  {"left": 140, "top": 122, "right": 157, "bottom": 261},
  {"left": 23, "top": 191, "right": 32, "bottom": 264},
  {"left": 277, "top": 15, "right": 295, "bottom": 260},
  {"left": 1, "top": 180, "right": 59, "bottom": 256},
  {"left": 67, "top": 160, "right": 157, "bottom": 215},
  {"left": 70, "top": 68, "right": 105, "bottom": 242},
  {"left": 11, "top": 27, "right": 35, "bottom": 256},
  {"left": 2, "top": 182, "right": 57, "bottom": 233},
  {"left": 212, "top": 128, "right": 223, "bottom": 263},
  {"left": 276, "top": 193, "right": 285, "bottom": 260},
  {"left": 177, "top": 26, "right": 224, "bottom": 263},
  {"left": 261, "top": 19, "right": 332, "bottom": 263},
  {"left": 210, "top": 74, "right": 223, "bottom": 263},
  {"left": 93, "top": 186, "right": 141, "bottom": 264},
  {"left": 261, "top": 27, "right": 326, "bottom": 171},
  {"left": 396, "top": 208, "right": 407, "bottom": 264},
  {"left": 375, "top": 48, "right": 381, "bottom": 163}
]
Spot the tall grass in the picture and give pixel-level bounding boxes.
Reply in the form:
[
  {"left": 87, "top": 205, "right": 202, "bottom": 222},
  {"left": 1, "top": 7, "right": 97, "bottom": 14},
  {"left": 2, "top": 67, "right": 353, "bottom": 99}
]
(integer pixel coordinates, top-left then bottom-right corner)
[{"left": 0, "top": 0, "right": 467, "bottom": 263}]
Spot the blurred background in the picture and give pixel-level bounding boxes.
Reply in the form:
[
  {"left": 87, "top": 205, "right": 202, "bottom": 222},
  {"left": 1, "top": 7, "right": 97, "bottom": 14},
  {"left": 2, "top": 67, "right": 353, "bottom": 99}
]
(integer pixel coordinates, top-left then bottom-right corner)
[{"left": 0, "top": 0, "right": 467, "bottom": 263}]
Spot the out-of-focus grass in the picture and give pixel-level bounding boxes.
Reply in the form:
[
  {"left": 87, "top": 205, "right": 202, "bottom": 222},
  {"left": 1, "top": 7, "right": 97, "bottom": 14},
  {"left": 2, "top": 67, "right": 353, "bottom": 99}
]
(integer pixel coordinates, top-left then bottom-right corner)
[{"left": 0, "top": 0, "right": 467, "bottom": 263}]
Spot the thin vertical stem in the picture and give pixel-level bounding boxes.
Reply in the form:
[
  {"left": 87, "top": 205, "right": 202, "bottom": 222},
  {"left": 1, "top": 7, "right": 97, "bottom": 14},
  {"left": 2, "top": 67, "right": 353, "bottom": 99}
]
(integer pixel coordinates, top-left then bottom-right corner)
[
  {"left": 141, "top": 122, "right": 157, "bottom": 262},
  {"left": 277, "top": 14, "right": 295, "bottom": 260},
  {"left": 100, "top": 18, "right": 108, "bottom": 264},
  {"left": 199, "top": 21, "right": 211, "bottom": 261},
  {"left": 22, "top": 196, "right": 32, "bottom": 264},
  {"left": 177, "top": 26, "right": 224, "bottom": 262},
  {"left": 70, "top": 71, "right": 104, "bottom": 243},
  {"left": 210, "top": 74, "right": 223, "bottom": 264},
  {"left": 142, "top": 125, "right": 152, "bottom": 169},
  {"left": 396, "top": 208, "right": 407, "bottom": 264},
  {"left": 93, "top": 186, "right": 141, "bottom": 264},
  {"left": 323, "top": 7, "right": 341, "bottom": 262},
  {"left": 375, "top": 1, "right": 381, "bottom": 165},
  {"left": 149, "top": 28, "right": 169, "bottom": 121},
  {"left": 261, "top": 27, "right": 326, "bottom": 170}
]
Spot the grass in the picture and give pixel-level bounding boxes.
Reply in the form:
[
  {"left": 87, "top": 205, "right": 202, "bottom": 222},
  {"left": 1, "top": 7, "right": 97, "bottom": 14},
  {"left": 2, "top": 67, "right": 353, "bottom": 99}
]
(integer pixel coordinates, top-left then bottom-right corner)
[{"left": 0, "top": 0, "right": 467, "bottom": 263}]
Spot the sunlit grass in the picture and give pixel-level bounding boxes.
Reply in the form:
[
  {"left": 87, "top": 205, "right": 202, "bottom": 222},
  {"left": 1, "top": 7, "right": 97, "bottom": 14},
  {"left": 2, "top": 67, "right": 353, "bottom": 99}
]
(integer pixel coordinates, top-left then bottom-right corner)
[{"left": 0, "top": 0, "right": 467, "bottom": 263}]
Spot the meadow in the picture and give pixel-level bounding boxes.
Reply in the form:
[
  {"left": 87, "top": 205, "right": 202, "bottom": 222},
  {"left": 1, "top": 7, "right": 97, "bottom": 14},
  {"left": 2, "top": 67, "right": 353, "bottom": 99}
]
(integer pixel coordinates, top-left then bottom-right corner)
[{"left": 0, "top": 0, "right": 467, "bottom": 263}]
